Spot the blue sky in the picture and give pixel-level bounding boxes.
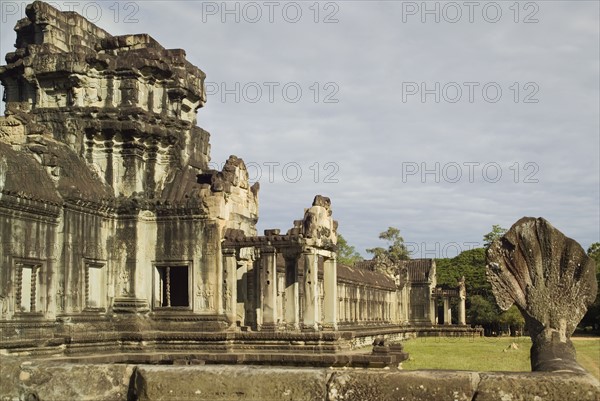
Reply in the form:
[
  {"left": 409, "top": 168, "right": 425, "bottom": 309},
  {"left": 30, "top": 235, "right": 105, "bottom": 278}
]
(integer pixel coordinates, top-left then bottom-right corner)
[{"left": 1, "top": 1, "right": 599, "bottom": 257}]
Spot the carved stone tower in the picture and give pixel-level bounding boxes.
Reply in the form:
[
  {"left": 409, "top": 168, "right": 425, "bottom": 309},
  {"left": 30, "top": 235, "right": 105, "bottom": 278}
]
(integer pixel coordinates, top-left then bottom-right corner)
[{"left": 0, "top": 1, "right": 258, "bottom": 326}]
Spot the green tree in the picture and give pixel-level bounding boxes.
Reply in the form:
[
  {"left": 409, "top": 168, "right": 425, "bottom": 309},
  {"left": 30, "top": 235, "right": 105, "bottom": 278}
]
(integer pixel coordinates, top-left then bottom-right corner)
[
  {"left": 435, "top": 248, "right": 490, "bottom": 296},
  {"left": 499, "top": 305, "right": 525, "bottom": 336},
  {"left": 483, "top": 224, "right": 507, "bottom": 248},
  {"left": 468, "top": 295, "right": 501, "bottom": 336},
  {"left": 436, "top": 247, "right": 503, "bottom": 335},
  {"left": 366, "top": 227, "right": 410, "bottom": 263},
  {"left": 580, "top": 242, "right": 600, "bottom": 332},
  {"left": 336, "top": 234, "right": 363, "bottom": 266},
  {"left": 588, "top": 242, "right": 600, "bottom": 268}
]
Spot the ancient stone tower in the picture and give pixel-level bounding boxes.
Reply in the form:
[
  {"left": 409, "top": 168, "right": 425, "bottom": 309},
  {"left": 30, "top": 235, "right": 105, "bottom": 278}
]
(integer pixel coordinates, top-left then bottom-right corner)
[{"left": 0, "top": 1, "right": 259, "bottom": 327}]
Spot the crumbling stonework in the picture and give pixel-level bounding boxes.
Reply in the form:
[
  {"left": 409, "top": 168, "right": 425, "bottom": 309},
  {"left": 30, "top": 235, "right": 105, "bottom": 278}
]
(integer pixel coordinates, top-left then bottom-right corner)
[
  {"left": 0, "top": 0, "right": 257, "bottom": 327},
  {"left": 1, "top": 357, "right": 598, "bottom": 401},
  {"left": 0, "top": 3, "right": 597, "bottom": 400},
  {"left": 486, "top": 217, "right": 598, "bottom": 372},
  {"left": 0, "top": 2, "right": 472, "bottom": 364}
]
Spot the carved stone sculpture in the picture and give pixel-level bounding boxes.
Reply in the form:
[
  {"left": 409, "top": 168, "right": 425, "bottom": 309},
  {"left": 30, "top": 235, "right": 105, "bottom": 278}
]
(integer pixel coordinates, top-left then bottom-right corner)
[
  {"left": 458, "top": 276, "right": 466, "bottom": 300},
  {"left": 301, "top": 195, "right": 337, "bottom": 246},
  {"left": 486, "top": 217, "right": 598, "bottom": 372}
]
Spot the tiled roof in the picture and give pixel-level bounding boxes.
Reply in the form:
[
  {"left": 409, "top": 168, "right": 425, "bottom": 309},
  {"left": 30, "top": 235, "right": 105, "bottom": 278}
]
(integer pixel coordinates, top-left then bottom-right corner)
[{"left": 402, "top": 259, "right": 435, "bottom": 283}]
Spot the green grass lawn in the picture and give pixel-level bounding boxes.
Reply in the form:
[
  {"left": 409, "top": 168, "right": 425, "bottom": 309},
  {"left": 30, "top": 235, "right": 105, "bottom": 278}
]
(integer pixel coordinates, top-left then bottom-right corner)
[{"left": 400, "top": 336, "right": 600, "bottom": 380}]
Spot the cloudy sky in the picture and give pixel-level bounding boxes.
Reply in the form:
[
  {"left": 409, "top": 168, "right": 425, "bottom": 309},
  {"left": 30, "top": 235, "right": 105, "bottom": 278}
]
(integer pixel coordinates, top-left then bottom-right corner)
[{"left": 1, "top": 1, "right": 599, "bottom": 257}]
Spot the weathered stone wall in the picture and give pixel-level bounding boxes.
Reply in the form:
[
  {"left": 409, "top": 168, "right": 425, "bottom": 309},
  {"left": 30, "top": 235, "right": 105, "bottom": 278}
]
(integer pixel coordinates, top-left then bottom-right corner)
[
  {"left": 0, "top": 1, "right": 260, "bottom": 329},
  {"left": 1, "top": 358, "right": 598, "bottom": 401},
  {"left": 8, "top": 0, "right": 215, "bottom": 203}
]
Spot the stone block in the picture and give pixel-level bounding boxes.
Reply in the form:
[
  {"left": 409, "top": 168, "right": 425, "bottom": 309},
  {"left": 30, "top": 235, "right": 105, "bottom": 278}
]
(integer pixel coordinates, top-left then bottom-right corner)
[
  {"left": 132, "top": 365, "right": 329, "bottom": 401},
  {"left": 475, "top": 372, "right": 600, "bottom": 401},
  {"left": 328, "top": 370, "right": 477, "bottom": 401},
  {"left": 15, "top": 361, "right": 134, "bottom": 401}
]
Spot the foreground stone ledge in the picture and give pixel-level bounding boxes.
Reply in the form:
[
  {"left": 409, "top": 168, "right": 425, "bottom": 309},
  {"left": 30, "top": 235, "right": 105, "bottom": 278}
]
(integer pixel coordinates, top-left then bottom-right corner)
[
  {"left": 132, "top": 365, "right": 330, "bottom": 401},
  {"left": 328, "top": 370, "right": 478, "bottom": 401},
  {"left": 1, "top": 357, "right": 599, "bottom": 401},
  {"left": 0, "top": 358, "right": 134, "bottom": 401},
  {"left": 475, "top": 371, "right": 600, "bottom": 401}
]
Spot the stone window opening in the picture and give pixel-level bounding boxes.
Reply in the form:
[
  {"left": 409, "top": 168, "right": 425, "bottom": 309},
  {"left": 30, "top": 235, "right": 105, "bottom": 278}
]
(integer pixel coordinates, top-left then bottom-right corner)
[
  {"left": 15, "top": 261, "right": 42, "bottom": 313},
  {"left": 85, "top": 261, "right": 106, "bottom": 310},
  {"left": 154, "top": 265, "right": 190, "bottom": 309}
]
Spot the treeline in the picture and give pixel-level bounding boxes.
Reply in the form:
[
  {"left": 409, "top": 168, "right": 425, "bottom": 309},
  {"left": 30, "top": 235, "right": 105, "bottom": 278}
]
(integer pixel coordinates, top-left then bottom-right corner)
[
  {"left": 436, "top": 242, "right": 600, "bottom": 336},
  {"left": 435, "top": 248, "right": 525, "bottom": 336},
  {"left": 339, "top": 226, "right": 600, "bottom": 336}
]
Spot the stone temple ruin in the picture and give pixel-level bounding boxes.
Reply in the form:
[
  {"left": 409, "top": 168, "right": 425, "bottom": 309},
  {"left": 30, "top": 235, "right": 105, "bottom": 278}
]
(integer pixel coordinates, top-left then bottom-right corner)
[
  {"left": 0, "top": 3, "right": 599, "bottom": 400},
  {"left": 0, "top": 1, "right": 473, "bottom": 363}
]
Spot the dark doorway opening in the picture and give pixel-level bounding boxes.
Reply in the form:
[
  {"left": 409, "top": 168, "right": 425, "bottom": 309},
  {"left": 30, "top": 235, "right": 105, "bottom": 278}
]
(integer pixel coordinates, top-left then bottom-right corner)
[{"left": 158, "top": 266, "right": 189, "bottom": 307}]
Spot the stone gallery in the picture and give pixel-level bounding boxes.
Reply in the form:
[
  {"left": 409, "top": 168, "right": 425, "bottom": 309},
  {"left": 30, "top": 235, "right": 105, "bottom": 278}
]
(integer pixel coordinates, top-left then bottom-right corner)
[
  {"left": 1, "top": 3, "right": 599, "bottom": 401},
  {"left": 0, "top": 2, "right": 473, "bottom": 359}
]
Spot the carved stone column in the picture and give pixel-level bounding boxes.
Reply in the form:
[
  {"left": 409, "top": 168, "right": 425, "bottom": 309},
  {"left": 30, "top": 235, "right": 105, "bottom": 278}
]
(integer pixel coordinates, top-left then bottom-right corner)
[
  {"left": 458, "top": 296, "right": 466, "bottom": 325},
  {"left": 322, "top": 256, "right": 338, "bottom": 330},
  {"left": 222, "top": 248, "right": 237, "bottom": 325},
  {"left": 236, "top": 249, "right": 254, "bottom": 328},
  {"left": 251, "top": 258, "right": 261, "bottom": 329},
  {"left": 429, "top": 294, "right": 437, "bottom": 325},
  {"left": 302, "top": 249, "right": 319, "bottom": 330},
  {"left": 260, "top": 247, "right": 278, "bottom": 330},
  {"left": 458, "top": 276, "right": 467, "bottom": 325},
  {"left": 284, "top": 254, "right": 300, "bottom": 330},
  {"left": 443, "top": 297, "right": 451, "bottom": 325},
  {"left": 113, "top": 218, "right": 150, "bottom": 314}
]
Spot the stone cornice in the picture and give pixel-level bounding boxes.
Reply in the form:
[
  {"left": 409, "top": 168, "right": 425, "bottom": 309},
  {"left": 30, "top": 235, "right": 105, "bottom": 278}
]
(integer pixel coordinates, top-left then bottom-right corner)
[{"left": 0, "top": 191, "right": 61, "bottom": 220}]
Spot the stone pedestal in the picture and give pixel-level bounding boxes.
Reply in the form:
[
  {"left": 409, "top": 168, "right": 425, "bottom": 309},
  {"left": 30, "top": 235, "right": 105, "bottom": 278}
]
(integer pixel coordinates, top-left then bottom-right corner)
[{"left": 112, "top": 297, "right": 149, "bottom": 313}]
